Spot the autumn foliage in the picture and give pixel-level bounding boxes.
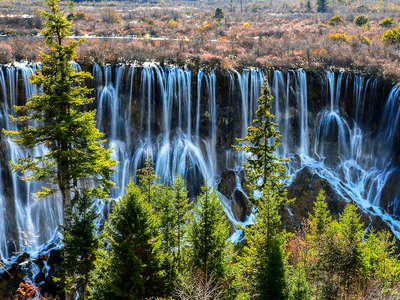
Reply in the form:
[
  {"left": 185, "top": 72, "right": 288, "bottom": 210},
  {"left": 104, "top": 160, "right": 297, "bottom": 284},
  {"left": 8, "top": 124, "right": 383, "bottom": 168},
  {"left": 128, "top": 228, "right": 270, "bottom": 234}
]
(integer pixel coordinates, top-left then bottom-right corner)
[{"left": 15, "top": 281, "right": 38, "bottom": 300}]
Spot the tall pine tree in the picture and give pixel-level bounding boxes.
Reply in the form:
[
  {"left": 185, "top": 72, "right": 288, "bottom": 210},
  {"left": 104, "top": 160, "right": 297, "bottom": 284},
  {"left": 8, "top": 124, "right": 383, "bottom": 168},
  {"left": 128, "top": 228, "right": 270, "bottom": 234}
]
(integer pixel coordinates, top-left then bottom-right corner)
[
  {"left": 172, "top": 175, "right": 191, "bottom": 271},
  {"left": 154, "top": 175, "right": 192, "bottom": 294},
  {"left": 90, "top": 182, "right": 164, "bottom": 300},
  {"left": 185, "top": 184, "right": 237, "bottom": 299},
  {"left": 233, "top": 78, "right": 287, "bottom": 206},
  {"left": 235, "top": 79, "right": 289, "bottom": 299},
  {"left": 239, "top": 185, "right": 288, "bottom": 300},
  {"left": 138, "top": 156, "right": 162, "bottom": 203},
  {"left": 63, "top": 193, "right": 97, "bottom": 300},
  {"left": 4, "top": 0, "right": 116, "bottom": 231},
  {"left": 154, "top": 185, "right": 177, "bottom": 294}
]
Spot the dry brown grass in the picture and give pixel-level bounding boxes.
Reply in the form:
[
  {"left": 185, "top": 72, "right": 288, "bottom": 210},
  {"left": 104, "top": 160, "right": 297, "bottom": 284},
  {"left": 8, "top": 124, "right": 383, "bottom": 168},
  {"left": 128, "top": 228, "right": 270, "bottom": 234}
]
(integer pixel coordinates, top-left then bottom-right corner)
[{"left": 0, "top": 1, "right": 399, "bottom": 79}]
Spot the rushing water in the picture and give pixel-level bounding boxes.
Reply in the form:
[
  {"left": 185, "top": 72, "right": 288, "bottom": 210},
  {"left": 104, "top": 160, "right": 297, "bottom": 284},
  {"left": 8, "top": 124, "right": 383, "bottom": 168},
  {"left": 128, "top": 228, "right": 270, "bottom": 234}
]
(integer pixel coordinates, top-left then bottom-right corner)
[{"left": 1, "top": 64, "right": 400, "bottom": 264}]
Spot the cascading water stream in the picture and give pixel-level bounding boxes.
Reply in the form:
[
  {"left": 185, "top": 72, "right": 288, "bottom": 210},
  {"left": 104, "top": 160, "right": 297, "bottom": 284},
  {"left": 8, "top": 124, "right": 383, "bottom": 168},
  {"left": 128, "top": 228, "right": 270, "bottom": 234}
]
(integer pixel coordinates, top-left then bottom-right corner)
[
  {"left": 296, "top": 70, "right": 309, "bottom": 157},
  {"left": 2, "top": 64, "right": 400, "bottom": 263},
  {"left": 0, "top": 66, "right": 62, "bottom": 262}
]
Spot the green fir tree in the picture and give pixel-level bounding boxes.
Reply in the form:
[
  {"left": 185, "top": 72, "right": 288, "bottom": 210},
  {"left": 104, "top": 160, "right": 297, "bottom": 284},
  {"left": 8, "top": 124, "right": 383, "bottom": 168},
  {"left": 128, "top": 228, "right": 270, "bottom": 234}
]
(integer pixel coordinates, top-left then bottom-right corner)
[
  {"left": 4, "top": 0, "right": 116, "bottom": 231},
  {"left": 185, "top": 184, "right": 238, "bottom": 299},
  {"left": 154, "top": 185, "right": 177, "bottom": 294},
  {"left": 239, "top": 186, "right": 288, "bottom": 300},
  {"left": 316, "top": 0, "right": 329, "bottom": 12},
  {"left": 154, "top": 176, "right": 191, "bottom": 294},
  {"left": 138, "top": 156, "right": 162, "bottom": 203},
  {"left": 187, "top": 184, "right": 231, "bottom": 280},
  {"left": 213, "top": 7, "right": 225, "bottom": 22},
  {"left": 171, "top": 175, "right": 191, "bottom": 271},
  {"left": 63, "top": 193, "right": 97, "bottom": 300},
  {"left": 234, "top": 79, "right": 289, "bottom": 299},
  {"left": 337, "top": 202, "right": 363, "bottom": 293},
  {"left": 308, "top": 190, "right": 331, "bottom": 239},
  {"left": 288, "top": 263, "right": 310, "bottom": 300},
  {"left": 233, "top": 79, "right": 287, "bottom": 206},
  {"left": 90, "top": 182, "right": 164, "bottom": 300}
]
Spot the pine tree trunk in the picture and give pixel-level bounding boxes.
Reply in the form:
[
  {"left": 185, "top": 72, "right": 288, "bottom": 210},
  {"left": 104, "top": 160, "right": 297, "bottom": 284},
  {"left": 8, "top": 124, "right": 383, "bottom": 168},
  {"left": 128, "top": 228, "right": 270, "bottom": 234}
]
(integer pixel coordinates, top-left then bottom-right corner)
[
  {"left": 59, "top": 162, "right": 72, "bottom": 300},
  {"left": 84, "top": 272, "right": 89, "bottom": 300},
  {"left": 60, "top": 181, "right": 72, "bottom": 300}
]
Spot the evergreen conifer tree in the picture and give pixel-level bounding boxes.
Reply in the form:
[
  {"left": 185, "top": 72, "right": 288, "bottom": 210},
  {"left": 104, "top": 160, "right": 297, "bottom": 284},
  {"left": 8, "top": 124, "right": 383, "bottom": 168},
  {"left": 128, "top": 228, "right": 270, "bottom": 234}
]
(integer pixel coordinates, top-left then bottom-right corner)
[
  {"left": 154, "top": 176, "right": 191, "bottom": 294},
  {"left": 306, "top": 0, "right": 312, "bottom": 12},
  {"left": 337, "top": 202, "right": 363, "bottom": 292},
  {"left": 4, "top": 2, "right": 116, "bottom": 300},
  {"left": 138, "top": 156, "right": 162, "bottom": 203},
  {"left": 233, "top": 79, "right": 287, "bottom": 206},
  {"left": 4, "top": 0, "right": 116, "bottom": 231},
  {"left": 361, "top": 229, "right": 400, "bottom": 284},
  {"left": 306, "top": 190, "right": 336, "bottom": 299},
  {"left": 171, "top": 175, "right": 191, "bottom": 271},
  {"left": 308, "top": 190, "right": 331, "bottom": 239},
  {"left": 63, "top": 193, "right": 97, "bottom": 300},
  {"left": 316, "top": 0, "right": 328, "bottom": 12},
  {"left": 90, "top": 182, "right": 164, "bottom": 300},
  {"left": 185, "top": 184, "right": 238, "bottom": 300},
  {"left": 187, "top": 184, "right": 231, "bottom": 281},
  {"left": 155, "top": 185, "right": 177, "bottom": 294},
  {"left": 234, "top": 79, "right": 289, "bottom": 299},
  {"left": 288, "top": 263, "right": 310, "bottom": 300},
  {"left": 213, "top": 7, "right": 225, "bottom": 22},
  {"left": 306, "top": 192, "right": 365, "bottom": 299},
  {"left": 239, "top": 185, "right": 288, "bottom": 300}
]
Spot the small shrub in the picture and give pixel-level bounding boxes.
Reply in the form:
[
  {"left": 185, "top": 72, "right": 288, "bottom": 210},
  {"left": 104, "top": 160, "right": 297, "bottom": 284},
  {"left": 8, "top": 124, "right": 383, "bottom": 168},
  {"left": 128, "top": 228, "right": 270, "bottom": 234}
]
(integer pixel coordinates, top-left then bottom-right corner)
[
  {"left": 328, "top": 15, "right": 344, "bottom": 26},
  {"left": 0, "top": 42, "right": 12, "bottom": 64},
  {"left": 243, "top": 22, "right": 250, "bottom": 28},
  {"left": 75, "top": 11, "right": 87, "bottom": 21},
  {"left": 212, "top": 7, "right": 224, "bottom": 22},
  {"left": 357, "top": 34, "right": 371, "bottom": 45},
  {"left": 379, "top": 17, "right": 396, "bottom": 28},
  {"left": 251, "top": 2, "right": 259, "bottom": 13},
  {"left": 66, "top": 13, "right": 74, "bottom": 21},
  {"left": 16, "top": 281, "right": 38, "bottom": 299},
  {"left": 329, "top": 32, "right": 353, "bottom": 42},
  {"left": 102, "top": 8, "right": 121, "bottom": 24},
  {"left": 145, "top": 17, "right": 156, "bottom": 25},
  {"left": 354, "top": 15, "right": 369, "bottom": 27},
  {"left": 168, "top": 19, "right": 177, "bottom": 28},
  {"left": 382, "top": 28, "right": 400, "bottom": 43},
  {"left": 355, "top": 4, "right": 369, "bottom": 12}
]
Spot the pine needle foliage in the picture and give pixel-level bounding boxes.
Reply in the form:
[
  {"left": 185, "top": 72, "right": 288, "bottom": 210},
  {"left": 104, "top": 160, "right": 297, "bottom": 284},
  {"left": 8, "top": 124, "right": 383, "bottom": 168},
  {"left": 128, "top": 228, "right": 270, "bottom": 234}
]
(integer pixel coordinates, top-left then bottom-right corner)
[
  {"left": 184, "top": 184, "right": 239, "bottom": 300},
  {"left": 308, "top": 190, "right": 331, "bottom": 239},
  {"left": 234, "top": 78, "right": 289, "bottom": 300},
  {"left": 233, "top": 78, "right": 287, "bottom": 206},
  {"left": 171, "top": 175, "right": 192, "bottom": 271},
  {"left": 138, "top": 156, "right": 162, "bottom": 203},
  {"left": 4, "top": 0, "right": 116, "bottom": 230},
  {"left": 306, "top": 193, "right": 365, "bottom": 299},
  {"left": 239, "top": 185, "right": 288, "bottom": 300},
  {"left": 187, "top": 184, "right": 231, "bottom": 281},
  {"left": 90, "top": 182, "right": 164, "bottom": 300},
  {"left": 63, "top": 193, "right": 97, "bottom": 300}
]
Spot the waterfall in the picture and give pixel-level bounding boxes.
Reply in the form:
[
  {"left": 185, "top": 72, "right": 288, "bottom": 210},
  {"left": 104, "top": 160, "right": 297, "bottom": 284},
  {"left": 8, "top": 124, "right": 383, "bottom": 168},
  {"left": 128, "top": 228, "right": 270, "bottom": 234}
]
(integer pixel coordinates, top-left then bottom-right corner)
[
  {"left": 2, "top": 64, "right": 400, "bottom": 261},
  {"left": 0, "top": 65, "right": 62, "bottom": 261},
  {"left": 294, "top": 70, "right": 309, "bottom": 157}
]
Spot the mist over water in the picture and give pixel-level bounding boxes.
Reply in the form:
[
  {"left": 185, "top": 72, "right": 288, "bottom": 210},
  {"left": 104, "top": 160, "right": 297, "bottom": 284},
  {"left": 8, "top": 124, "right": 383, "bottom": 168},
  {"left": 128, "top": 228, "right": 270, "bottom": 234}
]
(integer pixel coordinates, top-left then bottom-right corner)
[{"left": 0, "top": 64, "right": 400, "bottom": 262}]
